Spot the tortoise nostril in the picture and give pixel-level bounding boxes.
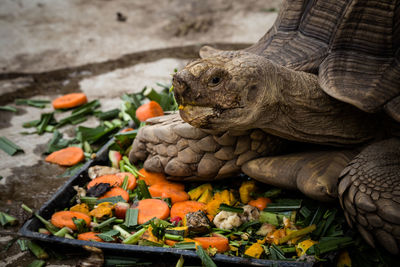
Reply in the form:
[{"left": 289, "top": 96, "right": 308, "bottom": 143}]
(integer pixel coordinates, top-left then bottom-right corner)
[{"left": 173, "top": 74, "right": 189, "bottom": 95}]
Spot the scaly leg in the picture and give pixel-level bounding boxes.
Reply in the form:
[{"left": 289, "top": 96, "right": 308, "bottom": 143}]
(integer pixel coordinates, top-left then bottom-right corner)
[
  {"left": 338, "top": 138, "right": 400, "bottom": 254},
  {"left": 129, "top": 113, "right": 287, "bottom": 181}
]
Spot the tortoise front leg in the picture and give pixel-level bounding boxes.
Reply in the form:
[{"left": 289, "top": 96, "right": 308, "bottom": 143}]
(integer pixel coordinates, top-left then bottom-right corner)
[
  {"left": 338, "top": 138, "right": 400, "bottom": 255},
  {"left": 129, "top": 113, "right": 287, "bottom": 181},
  {"left": 241, "top": 150, "right": 356, "bottom": 202}
]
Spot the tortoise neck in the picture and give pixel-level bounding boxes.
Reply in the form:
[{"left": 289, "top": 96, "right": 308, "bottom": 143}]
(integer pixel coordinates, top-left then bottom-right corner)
[{"left": 257, "top": 64, "right": 378, "bottom": 146}]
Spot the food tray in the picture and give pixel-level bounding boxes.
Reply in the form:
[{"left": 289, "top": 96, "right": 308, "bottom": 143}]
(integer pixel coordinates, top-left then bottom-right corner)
[{"left": 20, "top": 139, "right": 313, "bottom": 266}]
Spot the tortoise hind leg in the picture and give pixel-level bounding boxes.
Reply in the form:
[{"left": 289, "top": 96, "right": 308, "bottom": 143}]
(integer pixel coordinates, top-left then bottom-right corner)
[{"left": 338, "top": 138, "right": 400, "bottom": 255}]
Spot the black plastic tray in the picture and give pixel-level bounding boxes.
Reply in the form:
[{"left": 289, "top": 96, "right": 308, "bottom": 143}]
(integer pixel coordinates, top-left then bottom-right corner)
[{"left": 20, "top": 139, "right": 313, "bottom": 267}]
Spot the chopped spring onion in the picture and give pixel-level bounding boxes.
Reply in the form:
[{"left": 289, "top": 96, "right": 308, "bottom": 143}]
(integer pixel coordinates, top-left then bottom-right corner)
[{"left": 0, "top": 136, "right": 24, "bottom": 156}]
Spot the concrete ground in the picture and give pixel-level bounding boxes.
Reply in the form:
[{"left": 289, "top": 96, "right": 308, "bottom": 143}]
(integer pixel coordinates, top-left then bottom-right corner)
[{"left": 0, "top": 0, "right": 280, "bottom": 266}]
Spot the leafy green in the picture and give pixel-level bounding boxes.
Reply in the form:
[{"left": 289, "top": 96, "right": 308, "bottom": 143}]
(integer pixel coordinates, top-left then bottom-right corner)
[
  {"left": 45, "top": 130, "right": 73, "bottom": 154},
  {"left": 15, "top": 99, "right": 50, "bottom": 108},
  {"left": 95, "top": 108, "right": 120, "bottom": 120},
  {"left": 96, "top": 229, "right": 119, "bottom": 242},
  {"left": 96, "top": 196, "right": 126, "bottom": 204},
  {"left": 0, "top": 105, "right": 17, "bottom": 112},
  {"left": 0, "top": 211, "right": 18, "bottom": 226},
  {"left": 124, "top": 208, "right": 138, "bottom": 227},
  {"left": 0, "top": 136, "right": 24, "bottom": 156}
]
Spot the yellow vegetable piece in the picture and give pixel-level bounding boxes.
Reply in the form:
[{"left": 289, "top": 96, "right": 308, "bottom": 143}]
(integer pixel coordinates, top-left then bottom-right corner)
[
  {"left": 89, "top": 202, "right": 114, "bottom": 218},
  {"left": 188, "top": 183, "right": 212, "bottom": 200},
  {"left": 337, "top": 250, "right": 352, "bottom": 267},
  {"left": 205, "top": 189, "right": 235, "bottom": 216},
  {"left": 239, "top": 180, "right": 256, "bottom": 204},
  {"left": 244, "top": 243, "right": 264, "bottom": 259},
  {"left": 296, "top": 239, "right": 318, "bottom": 256},
  {"left": 70, "top": 203, "right": 89, "bottom": 215},
  {"left": 198, "top": 189, "right": 213, "bottom": 204}
]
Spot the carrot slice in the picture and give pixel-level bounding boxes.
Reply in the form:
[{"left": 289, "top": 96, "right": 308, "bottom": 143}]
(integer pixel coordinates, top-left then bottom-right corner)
[
  {"left": 77, "top": 232, "right": 104, "bottom": 242},
  {"left": 51, "top": 211, "right": 91, "bottom": 230},
  {"left": 99, "top": 187, "right": 129, "bottom": 202},
  {"left": 138, "top": 169, "right": 168, "bottom": 186},
  {"left": 135, "top": 101, "right": 164, "bottom": 122},
  {"left": 148, "top": 183, "right": 188, "bottom": 204},
  {"left": 52, "top": 93, "right": 88, "bottom": 109},
  {"left": 45, "top": 146, "right": 84, "bottom": 166},
  {"left": 116, "top": 172, "right": 137, "bottom": 190},
  {"left": 193, "top": 236, "right": 230, "bottom": 253},
  {"left": 170, "top": 201, "right": 206, "bottom": 220},
  {"left": 248, "top": 197, "right": 272, "bottom": 211},
  {"left": 136, "top": 199, "right": 170, "bottom": 224},
  {"left": 121, "top": 128, "right": 135, "bottom": 133},
  {"left": 87, "top": 174, "right": 121, "bottom": 189}
]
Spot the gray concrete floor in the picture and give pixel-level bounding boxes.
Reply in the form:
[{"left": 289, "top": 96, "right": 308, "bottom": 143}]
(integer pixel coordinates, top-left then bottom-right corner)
[{"left": 0, "top": 0, "right": 280, "bottom": 266}]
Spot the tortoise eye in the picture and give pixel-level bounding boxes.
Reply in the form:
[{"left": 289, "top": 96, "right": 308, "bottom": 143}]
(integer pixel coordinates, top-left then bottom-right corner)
[{"left": 209, "top": 76, "right": 221, "bottom": 86}]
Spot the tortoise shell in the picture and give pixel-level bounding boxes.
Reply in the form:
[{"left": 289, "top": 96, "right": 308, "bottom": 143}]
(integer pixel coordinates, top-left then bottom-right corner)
[{"left": 245, "top": 0, "right": 400, "bottom": 122}]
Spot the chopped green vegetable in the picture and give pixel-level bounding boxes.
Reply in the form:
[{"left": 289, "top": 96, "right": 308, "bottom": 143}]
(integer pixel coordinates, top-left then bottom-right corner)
[
  {"left": 15, "top": 99, "right": 50, "bottom": 108},
  {"left": 17, "top": 239, "right": 29, "bottom": 251},
  {"left": 0, "top": 211, "right": 18, "bottom": 226},
  {"left": 45, "top": 130, "right": 72, "bottom": 154},
  {"left": 97, "top": 229, "right": 119, "bottom": 242},
  {"left": 307, "top": 236, "right": 354, "bottom": 255},
  {"left": 264, "top": 199, "right": 302, "bottom": 212},
  {"left": 94, "top": 217, "right": 117, "bottom": 231},
  {"left": 124, "top": 208, "right": 138, "bottom": 227},
  {"left": 0, "top": 136, "right": 24, "bottom": 156},
  {"left": 58, "top": 163, "right": 84, "bottom": 178},
  {"left": 0, "top": 105, "right": 17, "bottom": 112},
  {"left": 54, "top": 227, "right": 73, "bottom": 237},
  {"left": 37, "top": 113, "right": 55, "bottom": 135},
  {"left": 96, "top": 108, "right": 120, "bottom": 120},
  {"left": 173, "top": 242, "right": 197, "bottom": 250},
  {"left": 73, "top": 218, "right": 88, "bottom": 233},
  {"left": 121, "top": 175, "right": 129, "bottom": 191},
  {"left": 137, "top": 179, "right": 151, "bottom": 199},
  {"left": 23, "top": 119, "right": 40, "bottom": 128},
  {"left": 176, "top": 255, "right": 184, "bottom": 267},
  {"left": 123, "top": 227, "right": 146, "bottom": 244},
  {"left": 96, "top": 196, "right": 126, "bottom": 204},
  {"left": 196, "top": 246, "right": 217, "bottom": 267},
  {"left": 27, "top": 240, "right": 49, "bottom": 259},
  {"left": 27, "top": 260, "right": 46, "bottom": 267},
  {"left": 164, "top": 233, "right": 184, "bottom": 241}
]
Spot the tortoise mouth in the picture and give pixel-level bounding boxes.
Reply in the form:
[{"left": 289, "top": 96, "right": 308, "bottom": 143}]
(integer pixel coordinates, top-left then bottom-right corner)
[{"left": 178, "top": 104, "right": 219, "bottom": 128}]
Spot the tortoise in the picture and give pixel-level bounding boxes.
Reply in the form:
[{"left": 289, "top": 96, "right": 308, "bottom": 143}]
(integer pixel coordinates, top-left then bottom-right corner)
[{"left": 129, "top": 0, "right": 400, "bottom": 254}]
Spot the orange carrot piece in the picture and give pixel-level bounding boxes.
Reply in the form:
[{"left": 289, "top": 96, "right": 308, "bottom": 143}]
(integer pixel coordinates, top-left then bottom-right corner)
[
  {"left": 165, "top": 239, "right": 178, "bottom": 246},
  {"left": 87, "top": 174, "right": 122, "bottom": 189},
  {"left": 138, "top": 169, "right": 168, "bottom": 186},
  {"left": 77, "top": 232, "right": 104, "bottom": 242},
  {"left": 193, "top": 236, "right": 230, "bottom": 253},
  {"left": 170, "top": 201, "right": 206, "bottom": 220},
  {"left": 45, "top": 146, "right": 84, "bottom": 166},
  {"left": 52, "top": 93, "right": 88, "bottom": 109},
  {"left": 121, "top": 128, "right": 135, "bottom": 133},
  {"left": 116, "top": 172, "right": 137, "bottom": 190},
  {"left": 51, "top": 211, "right": 91, "bottom": 230},
  {"left": 99, "top": 187, "right": 129, "bottom": 202},
  {"left": 135, "top": 101, "right": 164, "bottom": 122},
  {"left": 136, "top": 199, "right": 170, "bottom": 224},
  {"left": 248, "top": 197, "right": 272, "bottom": 211},
  {"left": 148, "top": 183, "right": 188, "bottom": 204}
]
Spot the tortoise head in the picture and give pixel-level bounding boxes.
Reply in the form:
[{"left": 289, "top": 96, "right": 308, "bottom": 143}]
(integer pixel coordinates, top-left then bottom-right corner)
[{"left": 173, "top": 46, "right": 278, "bottom": 131}]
